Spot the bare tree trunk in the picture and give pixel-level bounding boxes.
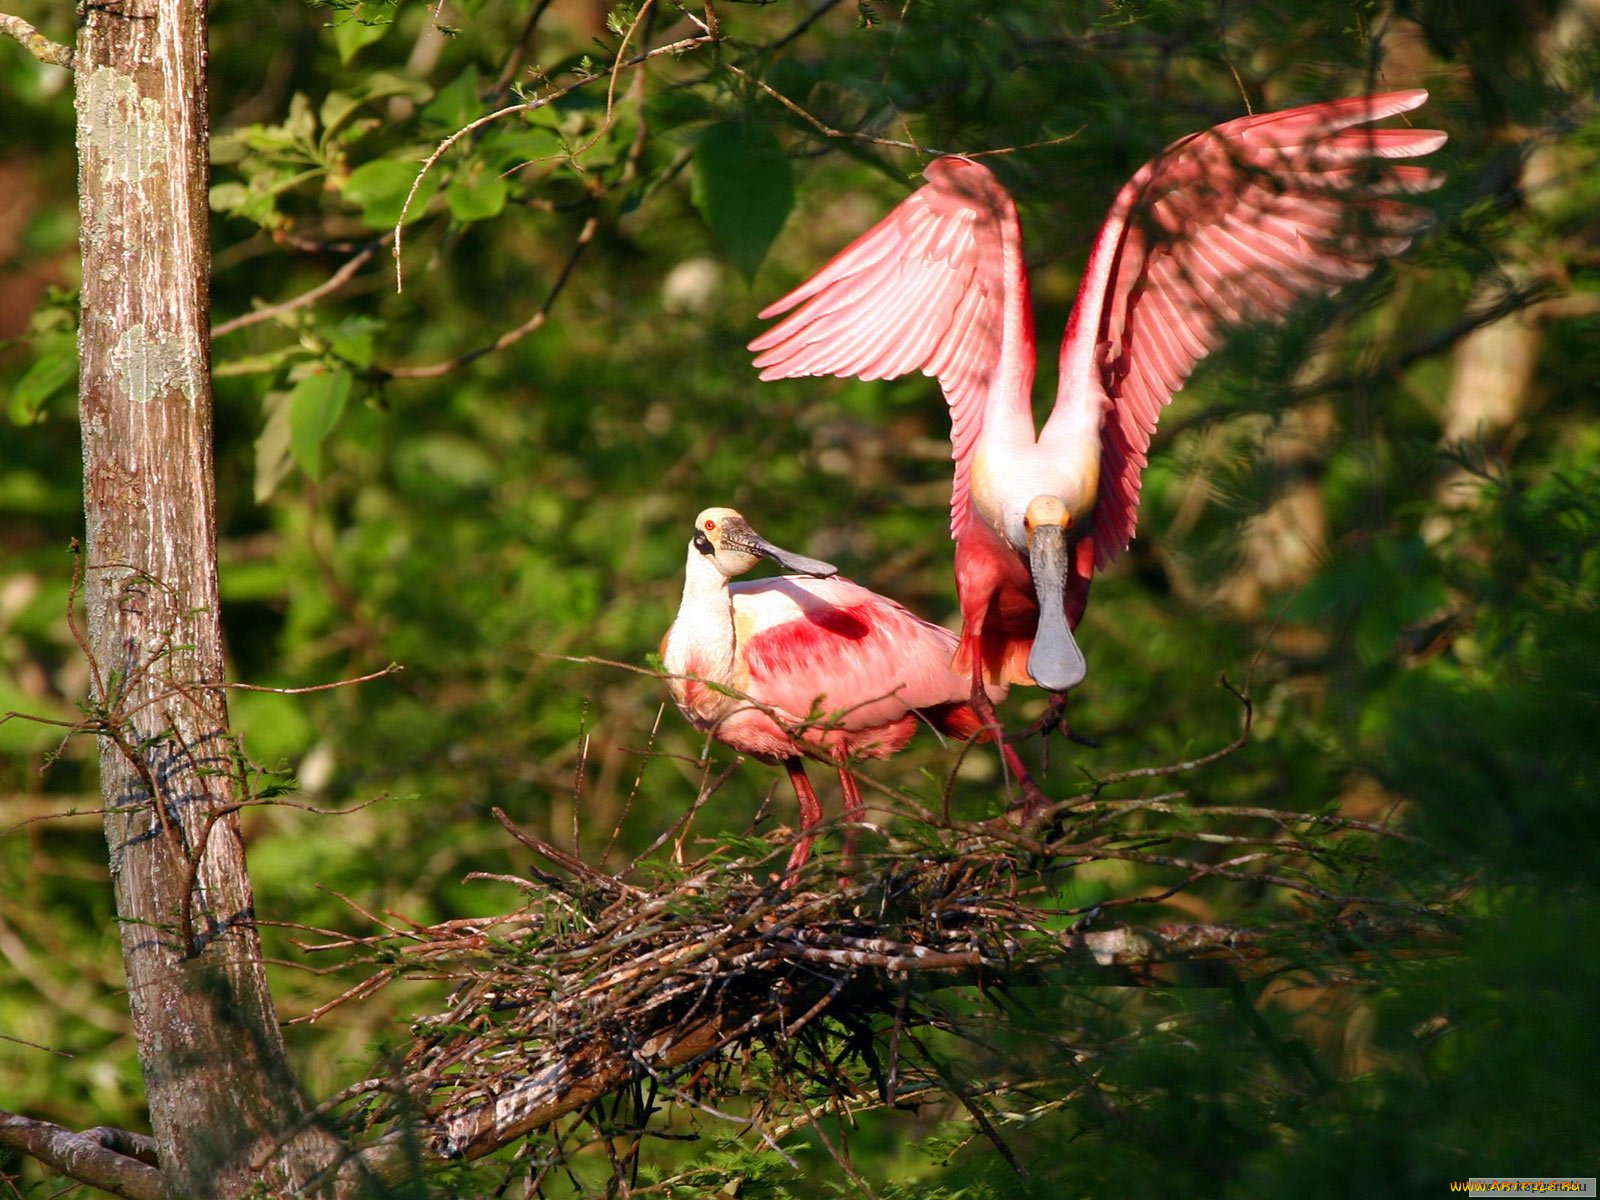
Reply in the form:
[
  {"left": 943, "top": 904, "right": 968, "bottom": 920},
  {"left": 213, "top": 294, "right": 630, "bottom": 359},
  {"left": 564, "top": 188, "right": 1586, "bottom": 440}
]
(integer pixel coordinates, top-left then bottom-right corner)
[{"left": 74, "top": 1, "right": 348, "bottom": 1194}]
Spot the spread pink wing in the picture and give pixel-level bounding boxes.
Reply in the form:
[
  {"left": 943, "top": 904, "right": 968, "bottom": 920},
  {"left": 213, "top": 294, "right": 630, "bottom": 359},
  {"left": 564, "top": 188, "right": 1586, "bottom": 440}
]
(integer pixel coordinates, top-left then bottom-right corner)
[
  {"left": 1052, "top": 89, "right": 1447, "bottom": 571},
  {"left": 737, "top": 577, "right": 967, "bottom": 729},
  {"left": 749, "top": 158, "right": 1036, "bottom": 540}
]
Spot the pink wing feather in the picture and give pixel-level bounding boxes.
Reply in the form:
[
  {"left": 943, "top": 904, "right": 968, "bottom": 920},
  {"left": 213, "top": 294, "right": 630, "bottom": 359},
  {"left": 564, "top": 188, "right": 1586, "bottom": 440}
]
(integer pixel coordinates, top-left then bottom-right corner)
[
  {"left": 736, "top": 576, "right": 969, "bottom": 731},
  {"left": 1057, "top": 89, "right": 1447, "bottom": 570},
  {"left": 750, "top": 158, "right": 1035, "bottom": 540}
]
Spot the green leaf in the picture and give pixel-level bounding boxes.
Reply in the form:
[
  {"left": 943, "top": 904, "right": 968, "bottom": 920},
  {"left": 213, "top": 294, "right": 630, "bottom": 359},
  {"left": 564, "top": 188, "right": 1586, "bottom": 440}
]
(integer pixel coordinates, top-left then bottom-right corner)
[
  {"left": 421, "top": 66, "right": 480, "bottom": 134},
  {"left": 478, "top": 124, "right": 563, "bottom": 174},
  {"left": 9, "top": 337, "right": 77, "bottom": 424},
  {"left": 210, "top": 133, "right": 249, "bottom": 165},
  {"left": 8, "top": 355, "right": 75, "bottom": 425},
  {"left": 526, "top": 93, "right": 594, "bottom": 137},
  {"left": 254, "top": 390, "right": 294, "bottom": 502},
  {"left": 341, "top": 158, "right": 440, "bottom": 229},
  {"left": 332, "top": 8, "right": 391, "bottom": 64},
  {"left": 210, "top": 176, "right": 295, "bottom": 230},
  {"left": 604, "top": 3, "right": 639, "bottom": 36},
  {"left": 318, "top": 90, "right": 365, "bottom": 142},
  {"left": 287, "top": 369, "right": 352, "bottom": 481},
  {"left": 445, "top": 167, "right": 508, "bottom": 223},
  {"left": 326, "top": 317, "right": 380, "bottom": 370},
  {"left": 212, "top": 117, "right": 320, "bottom": 165},
  {"left": 360, "top": 71, "right": 433, "bottom": 106},
  {"left": 209, "top": 181, "right": 251, "bottom": 213},
  {"left": 691, "top": 120, "right": 793, "bottom": 282}
]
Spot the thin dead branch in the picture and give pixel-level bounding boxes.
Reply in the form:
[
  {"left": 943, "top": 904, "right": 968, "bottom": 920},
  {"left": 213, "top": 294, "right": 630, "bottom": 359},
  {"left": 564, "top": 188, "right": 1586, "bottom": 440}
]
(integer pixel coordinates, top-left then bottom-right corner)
[
  {"left": 211, "top": 236, "right": 390, "bottom": 339},
  {"left": 377, "top": 214, "right": 598, "bottom": 379},
  {"left": 0, "top": 1112, "right": 161, "bottom": 1200},
  {"left": 0, "top": 11, "right": 73, "bottom": 69}
]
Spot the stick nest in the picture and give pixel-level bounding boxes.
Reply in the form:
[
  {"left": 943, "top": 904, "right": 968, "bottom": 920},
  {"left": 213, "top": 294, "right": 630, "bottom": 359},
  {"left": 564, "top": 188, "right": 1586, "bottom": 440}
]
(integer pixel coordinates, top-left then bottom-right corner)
[{"left": 305, "top": 783, "right": 1455, "bottom": 1171}]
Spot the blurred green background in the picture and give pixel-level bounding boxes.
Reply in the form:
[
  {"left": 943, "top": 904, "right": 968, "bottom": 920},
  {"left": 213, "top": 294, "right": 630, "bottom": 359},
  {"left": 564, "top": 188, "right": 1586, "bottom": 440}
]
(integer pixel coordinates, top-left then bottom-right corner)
[{"left": 3, "top": 0, "right": 1598, "bottom": 1194}]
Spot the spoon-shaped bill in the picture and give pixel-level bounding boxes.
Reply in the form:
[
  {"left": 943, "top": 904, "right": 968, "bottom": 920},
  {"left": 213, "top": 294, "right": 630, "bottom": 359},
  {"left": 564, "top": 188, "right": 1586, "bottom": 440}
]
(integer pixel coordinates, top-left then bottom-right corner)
[
  {"left": 1026, "top": 524, "right": 1087, "bottom": 692},
  {"left": 735, "top": 526, "right": 838, "bottom": 578}
]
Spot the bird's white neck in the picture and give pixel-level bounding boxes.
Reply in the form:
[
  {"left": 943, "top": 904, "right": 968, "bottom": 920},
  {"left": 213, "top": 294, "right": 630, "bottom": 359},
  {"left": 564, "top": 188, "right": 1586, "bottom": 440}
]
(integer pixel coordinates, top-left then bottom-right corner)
[
  {"left": 972, "top": 392, "right": 1104, "bottom": 549},
  {"left": 663, "top": 546, "right": 740, "bottom": 687}
]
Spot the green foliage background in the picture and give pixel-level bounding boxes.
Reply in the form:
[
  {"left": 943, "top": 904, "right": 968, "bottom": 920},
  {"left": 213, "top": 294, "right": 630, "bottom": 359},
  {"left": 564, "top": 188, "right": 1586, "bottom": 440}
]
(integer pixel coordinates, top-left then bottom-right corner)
[{"left": 2, "top": 0, "right": 1598, "bottom": 1194}]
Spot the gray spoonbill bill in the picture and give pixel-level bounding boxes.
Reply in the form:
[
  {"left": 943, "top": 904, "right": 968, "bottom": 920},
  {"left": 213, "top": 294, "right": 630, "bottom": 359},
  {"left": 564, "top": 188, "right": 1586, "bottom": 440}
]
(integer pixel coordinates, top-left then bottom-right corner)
[
  {"left": 660, "top": 507, "right": 1021, "bottom": 874},
  {"left": 750, "top": 90, "right": 1447, "bottom": 718}
]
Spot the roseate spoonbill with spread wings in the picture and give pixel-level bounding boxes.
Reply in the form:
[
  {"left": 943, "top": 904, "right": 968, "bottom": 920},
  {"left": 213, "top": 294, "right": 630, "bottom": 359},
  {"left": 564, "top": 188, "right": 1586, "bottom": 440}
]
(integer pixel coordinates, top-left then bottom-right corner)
[
  {"left": 661, "top": 507, "right": 1020, "bottom": 874},
  {"left": 751, "top": 90, "right": 1446, "bottom": 713}
]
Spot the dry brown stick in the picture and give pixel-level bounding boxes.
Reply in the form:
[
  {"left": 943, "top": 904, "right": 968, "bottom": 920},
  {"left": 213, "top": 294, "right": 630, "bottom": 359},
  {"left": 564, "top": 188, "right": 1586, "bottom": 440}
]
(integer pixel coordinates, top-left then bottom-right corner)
[
  {"left": 626, "top": 1045, "right": 800, "bottom": 1169},
  {"left": 1062, "top": 798, "right": 1419, "bottom": 842},
  {"left": 64, "top": 540, "right": 104, "bottom": 722},
  {"left": 785, "top": 1075, "right": 876, "bottom": 1197},
  {"left": 603, "top": 704, "right": 667, "bottom": 865},
  {"left": 0, "top": 11, "right": 73, "bottom": 68},
  {"left": 377, "top": 213, "right": 599, "bottom": 379},
  {"left": 723, "top": 61, "right": 1088, "bottom": 160},
  {"left": 1091, "top": 674, "right": 1253, "bottom": 787},
  {"left": 1073, "top": 845, "right": 1438, "bottom": 914},
  {"left": 490, "top": 0, "right": 558, "bottom": 98},
  {"left": 435, "top": 991, "right": 825, "bottom": 1163},
  {"left": 902, "top": 1028, "right": 1027, "bottom": 1180},
  {"left": 493, "top": 806, "right": 642, "bottom": 897},
  {"left": 761, "top": 0, "right": 841, "bottom": 53},
  {"left": 211, "top": 237, "right": 388, "bottom": 338},
  {"left": 0, "top": 1112, "right": 162, "bottom": 1200}
]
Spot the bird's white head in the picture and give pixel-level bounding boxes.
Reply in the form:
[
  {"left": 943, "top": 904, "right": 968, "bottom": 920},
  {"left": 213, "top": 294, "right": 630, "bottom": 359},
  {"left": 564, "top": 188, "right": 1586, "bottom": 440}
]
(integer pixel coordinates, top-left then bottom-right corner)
[
  {"left": 1022, "top": 495, "right": 1072, "bottom": 542},
  {"left": 689, "top": 508, "right": 839, "bottom": 580}
]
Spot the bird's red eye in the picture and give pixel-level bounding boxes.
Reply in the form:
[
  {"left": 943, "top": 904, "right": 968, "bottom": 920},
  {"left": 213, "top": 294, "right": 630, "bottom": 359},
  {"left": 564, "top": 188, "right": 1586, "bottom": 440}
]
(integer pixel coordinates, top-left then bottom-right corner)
[{"left": 703, "top": 519, "right": 716, "bottom": 531}]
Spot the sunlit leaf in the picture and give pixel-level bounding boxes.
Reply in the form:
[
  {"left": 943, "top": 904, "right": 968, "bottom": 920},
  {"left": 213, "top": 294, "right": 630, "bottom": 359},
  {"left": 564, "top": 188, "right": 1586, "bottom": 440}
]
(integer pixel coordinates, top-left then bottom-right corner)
[
  {"left": 209, "top": 181, "right": 250, "bottom": 212},
  {"left": 8, "top": 337, "right": 76, "bottom": 424},
  {"left": 326, "top": 318, "right": 380, "bottom": 370},
  {"left": 341, "top": 158, "right": 440, "bottom": 228},
  {"left": 284, "top": 93, "right": 317, "bottom": 147},
  {"left": 422, "top": 66, "right": 480, "bottom": 134},
  {"left": 332, "top": 8, "right": 391, "bottom": 63},
  {"left": 318, "top": 90, "right": 365, "bottom": 141},
  {"left": 253, "top": 391, "right": 294, "bottom": 503},
  {"left": 445, "top": 167, "right": 508, "bottom": 223},
  {"left": 287, "top": 368, "right": 352, "bottom": 481}
]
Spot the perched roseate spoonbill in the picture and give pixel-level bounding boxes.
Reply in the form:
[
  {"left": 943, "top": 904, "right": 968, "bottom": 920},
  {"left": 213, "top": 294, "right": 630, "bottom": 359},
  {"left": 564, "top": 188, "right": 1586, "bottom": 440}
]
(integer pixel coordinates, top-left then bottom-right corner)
[
  {"left": 661, "top": 507, "right": 1021, "bottom": 874},
  {"left": 751, "top": 90, "right": 1446, "bottom": 707}
]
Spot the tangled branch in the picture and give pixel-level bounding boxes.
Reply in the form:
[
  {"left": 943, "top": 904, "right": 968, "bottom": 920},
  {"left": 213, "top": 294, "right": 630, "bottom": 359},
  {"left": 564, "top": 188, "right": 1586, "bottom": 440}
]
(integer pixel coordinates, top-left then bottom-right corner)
[
  {"left": 0, "top": 1113, "right": 160, "bottom": 1200},
  {"left": 303, "top": 793, "right": 1456, "bottom": 1179}
]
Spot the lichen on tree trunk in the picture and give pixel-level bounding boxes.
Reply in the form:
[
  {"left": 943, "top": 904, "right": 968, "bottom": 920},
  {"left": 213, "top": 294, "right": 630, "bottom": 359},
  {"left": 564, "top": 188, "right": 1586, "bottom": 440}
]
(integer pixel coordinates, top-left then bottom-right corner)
[{"left": 73, "top": 0, "right": 348, "bottom": 1194}]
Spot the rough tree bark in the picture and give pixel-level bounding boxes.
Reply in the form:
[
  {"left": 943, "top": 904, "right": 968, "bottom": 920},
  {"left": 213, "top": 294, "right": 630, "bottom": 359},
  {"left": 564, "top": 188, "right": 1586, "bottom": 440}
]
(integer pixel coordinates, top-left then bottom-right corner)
[{"left": 73, "top": 0, "right": 348, "bottom": 1194}]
